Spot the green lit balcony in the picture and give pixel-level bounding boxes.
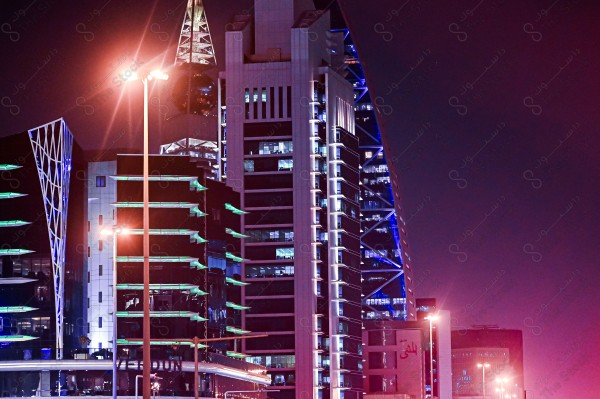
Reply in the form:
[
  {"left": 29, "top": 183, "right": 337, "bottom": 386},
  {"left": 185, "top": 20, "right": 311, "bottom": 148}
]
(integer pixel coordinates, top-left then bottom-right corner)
[
  {"left": 127, "top": 228, "right": 199, "bottom": 236},
  {"left": 191, "top": 233, "right": 208, "bottom": 244},
  {"left": 117, "top": 338, "right": 206, "bottom": 348},
  {"left": 116, "top": 284, "right": 207, "bottom": 295},
  {"left": 226, "top": 351, "right": 249, "bottom": 358},
  {"left": 190, "top": 179, "right": 207, "bottom": 191},
  {"left": 114, "top": 202, "right": 199, "bottom": 209},
  {"left": 190, "top": 206, "right": 207, "bottom": 217},
  {"left": 225, "top": 203, "right": 247, "bottom": 215},
  {"left": 0, "top": 335, "right": 39, "bottom": 342},
  {"left": 225, "top": 277, "right": 248, "bottom": 286},
  {"left": 0, "top": 249, "right": 34, "bottom": 256},
  {"left": 0, "top": 192, "right": 26, "bottom": 200},
  {"left": 0, "top": 164, "right": 21, "bottom": 171},
  {"left": 125, "top": 229, "right": 207, "bottom": 243},
  {"left": 226, "top": 301, "right": 250, "bottom": 310},
  {"left": 113, "top": 175, "right": 197, "bottom": 182},
  {"left": 113, "top": 175, "right": 206, "bottom": 191},
  {"left": 116, "top": 256, "right": 206, "bottom": 269},
  {"left": 226, "top": 326, "right": 250, "bottom": 335},
  {"left": 0, "top": 220, "right": 31, "bottom": 227},
  {"left": 225, "top": 228, "right": 249, "bottom": 239},
  {"left": 116, "top": 311, "right": 207, "bottom": 321},
  {"left": 0, "top": 306, "right": 38, "bottom": 313},
  {"left": 226, "top": 252, "right": 245, "bottom": 262}
]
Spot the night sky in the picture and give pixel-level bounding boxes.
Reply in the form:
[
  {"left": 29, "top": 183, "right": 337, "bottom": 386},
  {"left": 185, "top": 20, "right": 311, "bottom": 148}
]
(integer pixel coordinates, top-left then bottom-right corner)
[{"left": 0, "top": 0, "right": 598, "bottom": 397}]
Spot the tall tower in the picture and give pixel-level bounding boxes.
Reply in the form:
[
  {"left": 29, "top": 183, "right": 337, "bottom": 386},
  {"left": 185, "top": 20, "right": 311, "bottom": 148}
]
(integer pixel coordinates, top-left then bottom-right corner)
[
  {"left": 336, "top": 31, "right": 416, "bottom": 321},
  {"left": 160, "top": 0, "right": 220, "bottom": 170},
  {"left": 175, "top": 0, "right": 217, "bottom": 66},
  {"left": 220, "top": 2, "right": 363, "bottom": 399}
]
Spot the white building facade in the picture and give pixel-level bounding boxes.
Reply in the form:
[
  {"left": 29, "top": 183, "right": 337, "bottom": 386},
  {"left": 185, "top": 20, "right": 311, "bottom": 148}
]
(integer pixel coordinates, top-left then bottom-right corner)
[
  {"left": 220, "top": 2, "right": 363, "bottom": 399},
  {"left": 86, "top": 161, "right": 117, "bottom": 351}
]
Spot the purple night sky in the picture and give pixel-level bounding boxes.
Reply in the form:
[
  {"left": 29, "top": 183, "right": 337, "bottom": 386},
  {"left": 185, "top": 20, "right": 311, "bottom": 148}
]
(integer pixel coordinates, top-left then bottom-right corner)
[{"left": 0, "top": 0, "right": 598, "bottom": 396}]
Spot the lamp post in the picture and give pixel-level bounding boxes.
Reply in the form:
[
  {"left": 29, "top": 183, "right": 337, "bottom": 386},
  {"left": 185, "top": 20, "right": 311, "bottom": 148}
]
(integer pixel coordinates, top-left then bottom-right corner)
[
  {"left": 424, "top": 315, "right": 438, "bottom": 398},
  {"left": 127, "top": 69, "right": 169, "bottom": 399},
  {"left": 477, "top": 362, "right": 490, "bottom": 399},
  {"left": 101, "top": 226, "right": 130, "bottom": 399},
  {"left": 495, "top": 377, "right": 509, "bottom": 399}
]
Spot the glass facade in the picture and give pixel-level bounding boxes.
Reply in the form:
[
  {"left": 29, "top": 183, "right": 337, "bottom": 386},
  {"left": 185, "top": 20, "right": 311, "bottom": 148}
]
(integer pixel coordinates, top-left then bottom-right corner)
[{"left": 336, "top": 29, "right": 415, "bottom": 321}]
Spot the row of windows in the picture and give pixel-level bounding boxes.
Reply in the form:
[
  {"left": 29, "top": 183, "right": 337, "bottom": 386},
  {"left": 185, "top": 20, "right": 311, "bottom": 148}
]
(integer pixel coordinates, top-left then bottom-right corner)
[
  {"left": 244, "top": 86, "right": 292, "bottom": 120},
  {"left": 252, "top": 141, "right": 293, "bottom": 155},
  {"left": 245, "top": 265, "right": 294, "bottom": 278},
  {"left": 246, "top": 354, "right": 296, "bottom": 369},
  {"left": 244, "top": 159, "right": 293, "bottom": 172},
  {"left": 362, "top": 164, "right": 389, "bottom": 174},
  {"left": 364, "top": 150, "right": 385, "bottom": 160},
  {"left": 4, "top": 258, "right": 51, "bottom": 277},
  {"left": 365, "top": 297, "right": 405, "bottom": 306},
  {"left": 246, "top": 229, "right": 294, "bottom": 243}
]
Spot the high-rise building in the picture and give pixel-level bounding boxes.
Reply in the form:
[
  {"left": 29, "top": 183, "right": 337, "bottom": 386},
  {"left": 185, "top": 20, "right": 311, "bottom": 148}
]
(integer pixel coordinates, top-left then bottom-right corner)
[
  {"left": 335, "top": 29, "right": 416, "bottom": 322},
  {"left": 87, "top": 160, "right": 117, "bottom": 352},
  {"left": 113, "top": 154, "right": 254, "bottom": 395},
  {"left": 451, "top": 327, "right": 525, "bottom": 399},
  {"left": 0, "top": 118, "right": 87, "bottom": 395},
  {"left": 219, "top": 2, "right": 363, "bottom": 399}
]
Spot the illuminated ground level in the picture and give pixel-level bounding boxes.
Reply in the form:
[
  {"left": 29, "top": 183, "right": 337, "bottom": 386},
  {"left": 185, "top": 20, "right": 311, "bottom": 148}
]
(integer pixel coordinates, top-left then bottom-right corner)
[{"left": 0, "top": 356, "right": 268, "bottom": 397}]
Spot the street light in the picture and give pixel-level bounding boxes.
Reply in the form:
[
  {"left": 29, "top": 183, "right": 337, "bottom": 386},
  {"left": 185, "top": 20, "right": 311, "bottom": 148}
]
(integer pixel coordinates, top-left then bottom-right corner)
[
  {"left": 477, "top": 362, "right": 490, "bottom": 399},
  {"left": 100, "top": 226, "right": 130, "bottom": 399},
  {"left": 126, "top": 68, "right": 169, "bottom": 399},
  {"left": 424, "top": 315, "right": 438, "bottom": 398},
  {"left": 495, "top": 377, "right": 509, "bottom": 399}
]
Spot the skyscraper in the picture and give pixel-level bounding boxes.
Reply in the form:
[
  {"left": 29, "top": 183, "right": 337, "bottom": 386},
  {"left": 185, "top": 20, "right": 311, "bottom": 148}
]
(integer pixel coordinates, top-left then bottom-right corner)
[
  {"left": 336, "top": 31, "right": 416, "bottom": 322},
  {"left": 0, "top": 118, "right": 87, "bottom": 394},
  {"left": 220, "top": 2, "right": 362, "bottom": 399},
  {"left": 113, "top": 154, "right": 254, "bottom": 395}
]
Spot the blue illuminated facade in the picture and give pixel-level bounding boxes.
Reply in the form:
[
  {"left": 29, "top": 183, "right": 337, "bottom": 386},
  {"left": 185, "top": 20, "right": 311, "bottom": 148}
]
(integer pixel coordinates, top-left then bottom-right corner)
[{"left": 336, "top": 30, "right": 416, "bottom": 321}]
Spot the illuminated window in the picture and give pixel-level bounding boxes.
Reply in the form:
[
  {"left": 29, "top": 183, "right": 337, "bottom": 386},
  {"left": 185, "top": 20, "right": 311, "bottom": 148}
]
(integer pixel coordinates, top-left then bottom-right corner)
[
  {"left": 276, "top": 247, "right": 294, "bottom": 260},
  {"left": 278, "top": 159, "right": 293, "bottom": 170}
]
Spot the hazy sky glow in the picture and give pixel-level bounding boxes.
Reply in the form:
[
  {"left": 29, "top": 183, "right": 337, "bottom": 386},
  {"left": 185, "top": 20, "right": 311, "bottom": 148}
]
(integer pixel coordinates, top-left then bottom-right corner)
[{"left": 0, "top": 0, "right": 598, "bottom": 396}]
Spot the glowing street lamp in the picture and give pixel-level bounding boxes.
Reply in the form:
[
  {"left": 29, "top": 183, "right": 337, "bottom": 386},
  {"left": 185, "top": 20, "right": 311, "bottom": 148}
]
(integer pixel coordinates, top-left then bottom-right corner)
[
  {"left": 424, "top": 315, "right": 438, "bottom": 397},
  {"left": 100, "top": 226, "right": 130, "bottom": 399},
  {"left": 495, "top": 377, "right": 510, "bottom": 399},
  {"left": 477, "top": 362, "right": 491, "bottom": 398},
  {"left": 125, "top": 68, "right": 169, "bottom": 399}
]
